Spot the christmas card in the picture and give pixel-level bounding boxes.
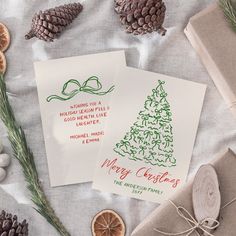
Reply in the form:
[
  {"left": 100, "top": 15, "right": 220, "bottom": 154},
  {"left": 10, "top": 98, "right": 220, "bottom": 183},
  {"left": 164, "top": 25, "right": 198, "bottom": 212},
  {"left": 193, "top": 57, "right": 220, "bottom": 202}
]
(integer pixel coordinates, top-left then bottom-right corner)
[
  {"left": 34, "top": 51, "right": 126, "bottom": 187},
  {"left": 93, "top": 67, "right": 206, "bottom": 203}
]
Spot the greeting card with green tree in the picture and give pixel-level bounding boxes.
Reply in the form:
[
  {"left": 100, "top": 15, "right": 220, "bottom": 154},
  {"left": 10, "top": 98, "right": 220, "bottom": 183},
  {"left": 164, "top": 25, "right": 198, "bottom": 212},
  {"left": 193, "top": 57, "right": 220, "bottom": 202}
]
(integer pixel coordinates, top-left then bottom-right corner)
[{"left": 114, "top": 80, "right": 176, "bottom": 167}]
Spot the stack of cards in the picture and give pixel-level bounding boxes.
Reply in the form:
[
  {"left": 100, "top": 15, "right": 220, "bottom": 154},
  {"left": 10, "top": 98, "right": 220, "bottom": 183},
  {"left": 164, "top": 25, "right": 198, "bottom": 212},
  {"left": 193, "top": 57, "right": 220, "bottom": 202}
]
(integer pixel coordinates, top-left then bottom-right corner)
[{"left": 34, "top": 50, "right": 206, "bottom": 203}]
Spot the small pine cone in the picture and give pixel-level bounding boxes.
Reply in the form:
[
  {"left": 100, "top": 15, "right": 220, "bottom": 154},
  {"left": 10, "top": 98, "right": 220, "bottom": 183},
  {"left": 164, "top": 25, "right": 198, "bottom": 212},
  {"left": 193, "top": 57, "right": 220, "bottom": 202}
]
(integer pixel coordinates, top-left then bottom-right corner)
[
  {"left": 0, "top": 210, "right": 28, "bottom": 236},
  {"left": 115, "top": 0, "right": 167, "bottom": 36},
  {"left": 25, "top": 2, "right": 83, "bottom": 42}
]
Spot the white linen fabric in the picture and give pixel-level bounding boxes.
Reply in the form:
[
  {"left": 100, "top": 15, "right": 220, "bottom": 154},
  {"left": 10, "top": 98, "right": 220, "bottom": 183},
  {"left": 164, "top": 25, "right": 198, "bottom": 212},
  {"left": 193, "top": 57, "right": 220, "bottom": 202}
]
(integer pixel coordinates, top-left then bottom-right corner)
[{"left": 0, "top": 0, "right": 235, "bottom": 235}]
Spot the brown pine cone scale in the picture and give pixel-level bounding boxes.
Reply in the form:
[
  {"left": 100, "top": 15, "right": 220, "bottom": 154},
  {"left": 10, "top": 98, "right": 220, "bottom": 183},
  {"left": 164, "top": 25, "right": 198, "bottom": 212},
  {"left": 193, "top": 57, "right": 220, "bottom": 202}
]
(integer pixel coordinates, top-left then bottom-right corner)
[
  {"left": 25, "top": 3, "right": 83, "bottom": 42},
  {"left": 115, "top": 0, "right": 167, "bottom": 36},
  {"left": 0, "top": 210, "right": 28, "bottom": 236}
]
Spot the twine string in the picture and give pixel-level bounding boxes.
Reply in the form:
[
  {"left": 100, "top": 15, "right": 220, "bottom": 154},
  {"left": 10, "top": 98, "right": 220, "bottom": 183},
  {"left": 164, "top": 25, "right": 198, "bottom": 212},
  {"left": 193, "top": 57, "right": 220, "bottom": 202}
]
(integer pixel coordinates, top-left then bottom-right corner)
[
  {"left": 221, "top": 197, "right": 236, "bottom": 210},
  {"left": 154, "top": 200, "right": 219, "bottom": 236},
  {"left": 154, "top": 198, "right": 236, "bottom": 236},
  {"left": 46, "top": 76, "right": 115, "bottom": 102}
]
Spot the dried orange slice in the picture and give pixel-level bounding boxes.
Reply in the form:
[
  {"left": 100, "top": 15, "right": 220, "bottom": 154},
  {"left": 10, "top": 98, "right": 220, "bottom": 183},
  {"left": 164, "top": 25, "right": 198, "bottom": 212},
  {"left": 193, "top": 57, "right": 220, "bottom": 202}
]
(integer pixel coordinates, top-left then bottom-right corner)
[
  {"left": 92, "top": 209, "right": 126, "bottom": 236},
  {"left": 0, "top": 23, "right": 10, "bottom": 52},
  {"left": 0, "top": 51, "right": 6, "bottom": 74}
]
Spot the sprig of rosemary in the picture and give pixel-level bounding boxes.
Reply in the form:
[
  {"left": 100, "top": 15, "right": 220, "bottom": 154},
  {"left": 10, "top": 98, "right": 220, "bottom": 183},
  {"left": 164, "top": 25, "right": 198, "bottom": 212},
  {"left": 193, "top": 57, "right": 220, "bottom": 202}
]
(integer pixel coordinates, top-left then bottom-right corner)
[
  {"left": 0, "top": 74, "right": 70, "bottom": 236},
  {"left": 219, "top": 0, "right": 236, "bottom": 32}
]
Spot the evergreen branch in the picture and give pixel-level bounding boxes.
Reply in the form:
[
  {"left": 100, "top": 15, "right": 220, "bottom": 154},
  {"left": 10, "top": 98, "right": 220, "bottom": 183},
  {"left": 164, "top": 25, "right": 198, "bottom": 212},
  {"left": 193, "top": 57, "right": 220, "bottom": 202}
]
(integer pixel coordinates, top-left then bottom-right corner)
[
  {"left": 0, "top": 74, "right": 70, "bottom": 236},
  {"left": 219, "top": 0, "right": 236, "bottom": 32}
]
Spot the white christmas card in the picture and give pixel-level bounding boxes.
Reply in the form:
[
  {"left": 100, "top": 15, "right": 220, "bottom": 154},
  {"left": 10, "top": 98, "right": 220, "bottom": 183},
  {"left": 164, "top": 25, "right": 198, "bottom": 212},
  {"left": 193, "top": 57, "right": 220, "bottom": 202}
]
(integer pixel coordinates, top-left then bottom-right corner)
[
  {"left": 34, "top": 51, "right": 126, "bottom": 187},
  {"left": 93, "top": 66, "right": 206, "bottom": 203}
]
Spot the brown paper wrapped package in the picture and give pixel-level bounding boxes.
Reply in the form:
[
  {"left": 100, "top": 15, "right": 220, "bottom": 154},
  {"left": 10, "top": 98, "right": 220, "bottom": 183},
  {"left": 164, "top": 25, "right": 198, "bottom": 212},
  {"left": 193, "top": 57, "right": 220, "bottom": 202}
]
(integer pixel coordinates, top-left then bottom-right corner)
[
  {"left": 132, "top": 149, "right": 236, "bottom": 236},
  {"left": 184, "top": 4, "right": 236, "bottom": 118}
]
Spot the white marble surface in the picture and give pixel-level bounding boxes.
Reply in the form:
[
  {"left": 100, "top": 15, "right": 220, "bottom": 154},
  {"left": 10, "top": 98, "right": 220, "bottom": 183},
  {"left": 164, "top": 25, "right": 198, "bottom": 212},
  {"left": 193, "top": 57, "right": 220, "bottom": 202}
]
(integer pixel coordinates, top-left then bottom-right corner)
[{"left": 0, "top": 0, "right": 235, "bottom": 235}]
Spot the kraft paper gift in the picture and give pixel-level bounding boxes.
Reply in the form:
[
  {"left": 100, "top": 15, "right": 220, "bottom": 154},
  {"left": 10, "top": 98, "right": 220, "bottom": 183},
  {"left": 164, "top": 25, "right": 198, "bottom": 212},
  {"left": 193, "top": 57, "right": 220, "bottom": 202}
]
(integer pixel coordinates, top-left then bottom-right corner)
[
  {"left": 132, "top": 149, "right": 236, "bottom": 236},
  {"left": 185, "top": 4, "right": 236, "bottom": 118}
]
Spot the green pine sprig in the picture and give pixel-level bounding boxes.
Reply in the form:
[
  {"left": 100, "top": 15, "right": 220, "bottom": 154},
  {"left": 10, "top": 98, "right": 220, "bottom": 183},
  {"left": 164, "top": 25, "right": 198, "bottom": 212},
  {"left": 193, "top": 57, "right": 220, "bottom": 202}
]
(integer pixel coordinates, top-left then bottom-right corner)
[
  {"left": 0, "top": 74, "right": 70, "bottom": 236},
  {"left": 219, "top": 0, "right": 236, "bottom": 32}
]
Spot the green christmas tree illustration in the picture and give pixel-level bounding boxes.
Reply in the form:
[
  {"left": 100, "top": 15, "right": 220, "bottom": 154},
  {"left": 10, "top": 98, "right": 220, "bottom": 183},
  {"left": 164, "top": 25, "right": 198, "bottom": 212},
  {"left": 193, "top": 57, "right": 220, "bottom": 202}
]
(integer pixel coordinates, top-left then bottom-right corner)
[{"left": 114, "top": 80, "right": 176, "bottom": 167}]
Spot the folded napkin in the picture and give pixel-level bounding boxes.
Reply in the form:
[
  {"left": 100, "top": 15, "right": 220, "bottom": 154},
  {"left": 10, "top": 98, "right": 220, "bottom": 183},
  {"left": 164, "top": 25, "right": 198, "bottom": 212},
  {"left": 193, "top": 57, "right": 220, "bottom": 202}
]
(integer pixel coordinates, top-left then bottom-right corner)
[{"left": 132, "top": 149, "right": 236, "bottom": 236}]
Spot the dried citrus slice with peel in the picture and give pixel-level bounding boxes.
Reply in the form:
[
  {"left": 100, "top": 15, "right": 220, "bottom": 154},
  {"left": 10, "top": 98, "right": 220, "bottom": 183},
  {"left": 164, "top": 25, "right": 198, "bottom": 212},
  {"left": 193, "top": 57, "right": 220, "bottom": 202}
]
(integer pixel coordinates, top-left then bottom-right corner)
[
  {"left": 0, "top": 51, "right": 6, "bottom": 74},
  {"left": 92, "top": 209, "right": 126, "bottom": 236},
  {"left": 0, "top": 23, "right": 10, "bottom": 52}
]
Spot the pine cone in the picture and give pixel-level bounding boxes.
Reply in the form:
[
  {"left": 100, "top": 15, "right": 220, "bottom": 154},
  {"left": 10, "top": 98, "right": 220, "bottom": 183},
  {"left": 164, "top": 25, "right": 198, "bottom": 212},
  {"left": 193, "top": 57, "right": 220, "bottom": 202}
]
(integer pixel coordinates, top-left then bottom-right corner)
[
  {"left": 115, "top": 0, "right": 167, "bottom": 35},
  {"left": 0, "top": 210, "right": 28, "bottom": 236},
  {"left": 25, "top": 3, "right": 83, "bottom": 42}
]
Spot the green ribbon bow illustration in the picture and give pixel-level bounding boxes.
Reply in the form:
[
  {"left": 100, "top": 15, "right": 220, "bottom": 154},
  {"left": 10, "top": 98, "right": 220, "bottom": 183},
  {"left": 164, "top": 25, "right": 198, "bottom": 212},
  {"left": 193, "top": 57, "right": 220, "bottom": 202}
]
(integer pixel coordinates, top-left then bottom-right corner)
[{"left": 46, "top": 76, "right": 115, "bottom": 102}]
